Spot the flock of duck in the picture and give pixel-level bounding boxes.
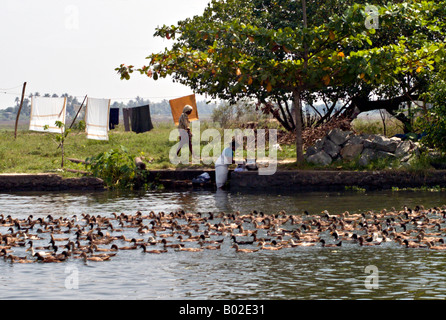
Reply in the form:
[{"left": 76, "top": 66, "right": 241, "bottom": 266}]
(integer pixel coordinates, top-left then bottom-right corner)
[{"left": 1, "top": 204, "right": 446, "bottom": 264}]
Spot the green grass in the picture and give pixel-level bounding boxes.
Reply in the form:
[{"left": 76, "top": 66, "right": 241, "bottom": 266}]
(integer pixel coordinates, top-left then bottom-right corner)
[
  {"left": 0, "top": 118, "right": 442, "bottom": 176},
  {"left": 0, "top": 121, "right": 294, "bottom": 175},
  {"left": 0, "top": 122, "right": 179, "bottom": 176}
]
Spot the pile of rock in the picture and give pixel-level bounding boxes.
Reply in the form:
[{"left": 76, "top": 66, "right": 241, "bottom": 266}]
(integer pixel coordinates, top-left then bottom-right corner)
[{"left": 305, "top": 128, "right": 420, "bottom": 167}]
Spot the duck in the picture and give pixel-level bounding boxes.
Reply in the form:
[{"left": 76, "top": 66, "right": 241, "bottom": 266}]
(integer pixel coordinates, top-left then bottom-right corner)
[
  {"left": 231, "top": 244, "right": 259, "bottom": 253},
  {"left": 140, "top": 244, "right": 168, "bottom": 254},
  {"left": 417, "top": 231, "right": 442, "bottom": 244},
  {"left": 293, "top": 232, "right": 320, "bottom": 243},
  {"left": 175, "top": 246, "right": 204, "bottom": 252},
  {"left": 319, "top": 239, "right": 342, "bottom": 247},
  {"left": 322, "top": 210, "right": 337, "bottom": 221},
  {"left": 253, "top": 220, "right": 271, "bottom": 230},
  {"left": 427, "top": 241, "right": 446, "bottom": 250},
  {"left": 198, "top": 234, "right": 224, "bottom": 244},
  {"left": 258, "top": 241, "right": 283, "bottom": 250},
  {"left": 198, "top": 241, "right": 221, "bottom": 250},
  {"left": 6, "top": 255, "right": 35, "bottom": 264},
  {"left": 80, "top": 252, "right": 111, "bottom": 262},
  {"left": 119, "top": 235, "right": 144, "bottom": 243},
  {"left": 26, "top": 246, "right": 56, "bottom": 258},
  {"left": 161, "top": 239, "right": 184, "bottom": 249},
  {"left": 288, "top": 239, "right": 316, "bottom": 247},
  {"left": 358, "top": 237, "right": 381, "bottom": 247},
  {"left": 233, "top": 225, "right": 257, "bottom": 237},
  {"left": 231, "top": 235, "right": 255, "bottom": 245},
  {"left": 50, "top": 234, "right": 70, "bottom": 242},
  {"left": 137, "top": 226, "right": 151, "bottom": 234},
  {"left": 53, "top": 250, "right": 70, "bottom": 261},
  {"left": 113, "top": 243, "right": 138, "bottom": 250},
  {"left": 332, "top": 231, "right": 357, "bottom": 242},
  {"left": 146, "top": 236, "right": 158, "bottom": 245},
  {"left": 90, "top": 244, "right": 116, "bottom": 252},
  {"left": 0, "top": 248, "right": 12, "bottom": 256},
  {"left": 402, "top": 239, "right": 427, "bottom": 249},
  {"left": 86, "top": 248, "right": 117, "bottom": 259},
  {"left": 34, "top": 252, "right": 64, "bottom": 263},
  {"left": 177, "top": 235, "right": 199, "bottom": 242}
]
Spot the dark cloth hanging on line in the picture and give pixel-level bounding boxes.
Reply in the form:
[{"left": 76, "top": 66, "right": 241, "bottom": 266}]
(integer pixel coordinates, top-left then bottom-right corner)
[
  {"left": 131, "top": 105, "right": 153, "bottom": 134},
  {"left": 109, "top": 108, "right": 119, "bottom": 130},
  {"left": 123, "top": 108, "right": 132, "bottom": 132}
]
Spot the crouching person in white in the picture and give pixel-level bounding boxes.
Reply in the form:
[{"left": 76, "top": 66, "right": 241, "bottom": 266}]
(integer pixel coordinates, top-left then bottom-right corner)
[{"left": 215, "top": 140, "right": 237, "bottom": 189}]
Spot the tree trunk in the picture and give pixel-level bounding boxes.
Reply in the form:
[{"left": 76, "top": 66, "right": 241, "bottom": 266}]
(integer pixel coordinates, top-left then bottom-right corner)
[
  {"left": 294, "top": 0, "right": 307, "bottom": 164},
  {"left": 61, "top": 142, "right": 64, "bottom": 169},
  {"left": 293, "top": 90, "right": 304, "bottom": 163}
]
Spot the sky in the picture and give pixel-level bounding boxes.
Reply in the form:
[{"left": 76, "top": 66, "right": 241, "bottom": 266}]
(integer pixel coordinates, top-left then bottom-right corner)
[{"left": 0, "top": 0, "right": 214, "bottom": 109}]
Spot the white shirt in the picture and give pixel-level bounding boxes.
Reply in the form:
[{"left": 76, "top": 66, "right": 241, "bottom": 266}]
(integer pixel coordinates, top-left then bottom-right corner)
[{"left": 215, "top": 147, "right": 233, "bottom": 167}]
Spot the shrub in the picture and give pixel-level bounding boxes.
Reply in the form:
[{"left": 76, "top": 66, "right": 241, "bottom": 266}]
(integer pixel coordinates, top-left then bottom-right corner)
[
  {"left": 420, "top": 65, "right": 446, "bottom": 152},
  {"left": 85, "top": 146, "right": 148, "bottom": 189}
]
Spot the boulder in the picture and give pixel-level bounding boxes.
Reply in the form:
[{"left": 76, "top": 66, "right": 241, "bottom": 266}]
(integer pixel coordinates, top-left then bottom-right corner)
[
  {"left": 314, "top": 137, "right": 326, "bottom": 150},
  {"left": 323, "top": 138, "right": 341, "bottom": 158},
  {"left": 394, "top": 140, "right": 413, "bottom": 158},
  {"left": 328, "top": 128, "right": 352, "bottom": 146},
  {"left": 305, "top": 129, "right": 419, "bottom": 167},
  {"left": 376, "top": 151, "right": 397, "bottom": 160},
  {"left": 306, "top": 150, "right": 332, "bottom": 166},
  {"left": 358, "top": 148, "right": 376, "bottom": 167},
  {"left": 340, "top": 144, "right": 364, "bottom": 161},
  {"left": 364, "top": 135, "right": 400, "bottom": 153},
  {"left": 305, "top": 146, "right": 319, "bottom": 157},
  {"left": 344, "top": 135, "right": 366, "bottom": 147}
]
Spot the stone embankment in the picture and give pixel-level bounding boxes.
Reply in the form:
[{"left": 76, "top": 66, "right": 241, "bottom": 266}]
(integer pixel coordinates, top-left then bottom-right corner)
[
  {"left": 230, "top": 170, "right": 446, "bottom": 191},
  {"left": 0, "top": 174, "right": 105, "bottom": 192},
  {"left": 305, "top": 128, "right": 419, "bottom": 167}
]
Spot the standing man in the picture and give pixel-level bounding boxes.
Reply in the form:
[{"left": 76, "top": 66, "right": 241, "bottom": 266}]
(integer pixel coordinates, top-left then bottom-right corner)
[{"left": 177, "top": 105, "right": 194, "bottom": 157}]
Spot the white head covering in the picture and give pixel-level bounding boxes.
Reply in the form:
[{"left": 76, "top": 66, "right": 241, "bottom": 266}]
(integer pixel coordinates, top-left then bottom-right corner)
[{"left": 183, "top": 105, "right": 193, "bottom": 113}]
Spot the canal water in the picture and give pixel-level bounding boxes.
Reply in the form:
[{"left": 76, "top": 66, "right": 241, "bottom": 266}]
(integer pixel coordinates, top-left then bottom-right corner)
[{"left": 0, "top": 189, "right": 445, "bottom": 300}]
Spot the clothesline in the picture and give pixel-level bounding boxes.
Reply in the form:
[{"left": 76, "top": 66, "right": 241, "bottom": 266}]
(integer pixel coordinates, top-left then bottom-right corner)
[
  {"left": 13, "top": 92, "right": 204, "bottom": 101},
  {"left": 1, "top": 91, "right": 21, "bottom": 96},
  {"left": 1, "top": 82, "right": 216, "bottom": 104},
  {"left": 0, "top": 84, "right": 23, "bottom": 91},
  {"left": 27, "top": 95, "right": 198, "bottom": 140}
]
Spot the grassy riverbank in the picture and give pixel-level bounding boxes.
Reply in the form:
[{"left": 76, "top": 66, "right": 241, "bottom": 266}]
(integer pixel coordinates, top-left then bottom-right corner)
[
  {"left": 0, "top": 121, "right": 296, "bottom": 176},
  {"left": 0, "top": 119, "right": 442, "bottom": 177}
]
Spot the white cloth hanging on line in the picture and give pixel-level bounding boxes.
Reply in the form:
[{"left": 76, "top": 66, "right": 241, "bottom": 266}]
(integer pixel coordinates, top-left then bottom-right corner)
[
  {"left": 29, "top": 96, "right": 67, "bottom": 133},
  {"left": 85, "top": 98, "right": 110, "bottom": 140}
]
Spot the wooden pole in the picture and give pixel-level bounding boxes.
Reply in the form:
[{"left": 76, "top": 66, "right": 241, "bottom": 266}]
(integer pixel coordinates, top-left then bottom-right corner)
[
  {"left": 69, "top": 95, "right": 87, "bottom": 129},
  {"left": 14, "top": 82, "right": 27, "bottom": 139}
]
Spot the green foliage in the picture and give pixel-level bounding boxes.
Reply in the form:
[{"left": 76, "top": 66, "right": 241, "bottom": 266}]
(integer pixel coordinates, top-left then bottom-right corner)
[
  {"left": 71, "top": 120, "right": 86, "bottom": 131},
  {"left": 345, "top": 186, "right": 366, "bottom": 192},
  {"left": 392, "top": 185, "right": 446, "bottom": 192},
  {"left": 0, "top": 123, "right": 178, "bottom": 174},
  {"left": 117, "top": 0, "right": 446, "bottom": 161},
  {"left": 44, "top": 121, "right": 71, "bottom": 168},
  {"left": 85, "top": 146, "right": 148, "bottom": 190},
  {"left": 420, "top": 62, "right": 446, "bottom": 152},
  {"left": 118, "top": 0, "right": 446, "bottom": 99}
]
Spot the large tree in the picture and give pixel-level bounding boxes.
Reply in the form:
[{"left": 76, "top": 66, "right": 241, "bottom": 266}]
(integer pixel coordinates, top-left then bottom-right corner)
[{"left": 117, "top": 0, "right": 446, "bottom": 162}]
